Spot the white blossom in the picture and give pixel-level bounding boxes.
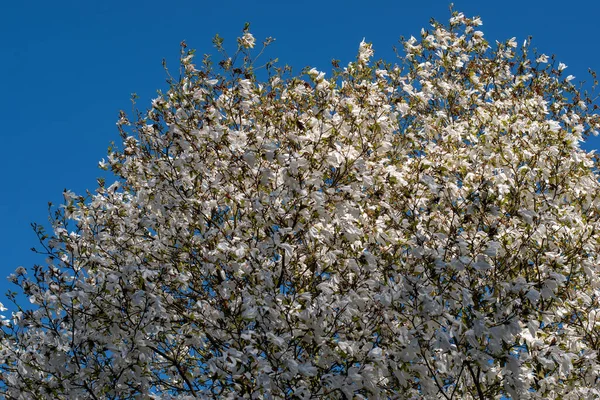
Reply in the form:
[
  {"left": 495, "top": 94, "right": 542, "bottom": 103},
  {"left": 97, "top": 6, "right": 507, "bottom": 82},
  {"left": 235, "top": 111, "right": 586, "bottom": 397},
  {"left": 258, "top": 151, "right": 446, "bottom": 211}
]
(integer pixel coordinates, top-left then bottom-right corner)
[
  {"left": 2, "top": 13, "right": 600, "bottom": 400},
  {"left": 238, "top": 31, "right": 255, "bottom": 49}
]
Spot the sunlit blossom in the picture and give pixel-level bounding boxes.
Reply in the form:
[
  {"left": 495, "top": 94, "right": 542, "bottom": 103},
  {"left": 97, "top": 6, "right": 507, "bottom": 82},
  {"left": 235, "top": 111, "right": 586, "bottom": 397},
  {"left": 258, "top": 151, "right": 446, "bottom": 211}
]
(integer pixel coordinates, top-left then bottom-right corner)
[{"left": 2, "top": 13, "right": 600, "bottom": 400}]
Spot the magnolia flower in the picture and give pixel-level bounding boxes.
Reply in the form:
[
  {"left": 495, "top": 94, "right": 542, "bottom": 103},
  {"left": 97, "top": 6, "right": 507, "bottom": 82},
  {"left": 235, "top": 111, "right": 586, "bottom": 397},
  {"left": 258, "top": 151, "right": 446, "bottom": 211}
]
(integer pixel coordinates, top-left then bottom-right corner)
[
  {"left": 238, "top": 32, "right": 255, "bottom": 49},
  {"left": 358, "top": 38, "right": 374, "bottom": 64}
]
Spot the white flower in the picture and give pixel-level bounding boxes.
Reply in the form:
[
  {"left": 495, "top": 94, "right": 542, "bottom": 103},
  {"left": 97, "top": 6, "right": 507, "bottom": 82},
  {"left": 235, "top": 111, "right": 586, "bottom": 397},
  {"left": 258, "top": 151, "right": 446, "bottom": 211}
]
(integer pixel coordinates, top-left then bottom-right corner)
[
  {"left": 238, "top": 32, "right": 255, "bottom": 49},
  {"left": 358, "top": 38, "right": 374, "bottom": 64}
]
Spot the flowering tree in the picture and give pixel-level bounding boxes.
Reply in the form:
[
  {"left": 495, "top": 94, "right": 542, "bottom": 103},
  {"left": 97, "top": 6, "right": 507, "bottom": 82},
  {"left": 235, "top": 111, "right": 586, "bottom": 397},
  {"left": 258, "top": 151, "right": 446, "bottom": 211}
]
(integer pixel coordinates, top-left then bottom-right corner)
[{"left": 2, "top": 13, "right": 600, "bottom": 399}]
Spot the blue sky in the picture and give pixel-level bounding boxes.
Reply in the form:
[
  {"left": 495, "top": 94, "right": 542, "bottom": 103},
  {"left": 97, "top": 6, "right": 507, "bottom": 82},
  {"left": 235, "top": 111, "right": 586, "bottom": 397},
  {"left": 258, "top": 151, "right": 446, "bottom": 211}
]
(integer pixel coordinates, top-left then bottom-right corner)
[{"left": 1, "top": 0, "right": 600, "bottom": 308}]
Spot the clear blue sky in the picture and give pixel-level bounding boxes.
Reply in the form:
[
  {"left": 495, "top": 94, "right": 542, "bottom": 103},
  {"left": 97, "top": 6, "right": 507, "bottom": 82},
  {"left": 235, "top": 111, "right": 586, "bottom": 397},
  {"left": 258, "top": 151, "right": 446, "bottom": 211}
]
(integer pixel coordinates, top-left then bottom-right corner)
[{"left": 1, "top": 0, "right": 600, "bottom": 308}]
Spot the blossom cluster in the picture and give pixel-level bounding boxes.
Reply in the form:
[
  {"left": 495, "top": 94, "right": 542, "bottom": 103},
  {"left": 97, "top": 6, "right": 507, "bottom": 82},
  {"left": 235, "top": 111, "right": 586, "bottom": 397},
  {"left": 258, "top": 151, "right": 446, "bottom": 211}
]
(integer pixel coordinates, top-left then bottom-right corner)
[{"left": 1, "top": 12, "right": 600, "bottom": 399}]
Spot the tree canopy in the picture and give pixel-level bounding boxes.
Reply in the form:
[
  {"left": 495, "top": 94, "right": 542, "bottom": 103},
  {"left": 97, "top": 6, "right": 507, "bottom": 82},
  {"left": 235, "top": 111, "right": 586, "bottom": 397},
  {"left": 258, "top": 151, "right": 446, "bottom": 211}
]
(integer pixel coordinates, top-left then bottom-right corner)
[{"left": 2, "top": 12, "right": 600, "bottom": 399}]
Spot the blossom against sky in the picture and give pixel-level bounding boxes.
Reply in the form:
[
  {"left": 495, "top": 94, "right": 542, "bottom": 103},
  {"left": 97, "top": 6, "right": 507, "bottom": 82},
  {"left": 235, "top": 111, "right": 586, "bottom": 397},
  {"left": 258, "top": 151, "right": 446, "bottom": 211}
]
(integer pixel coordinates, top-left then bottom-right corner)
[{"left": 1, "top": 0, "right": 600, "bottom": 302}]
